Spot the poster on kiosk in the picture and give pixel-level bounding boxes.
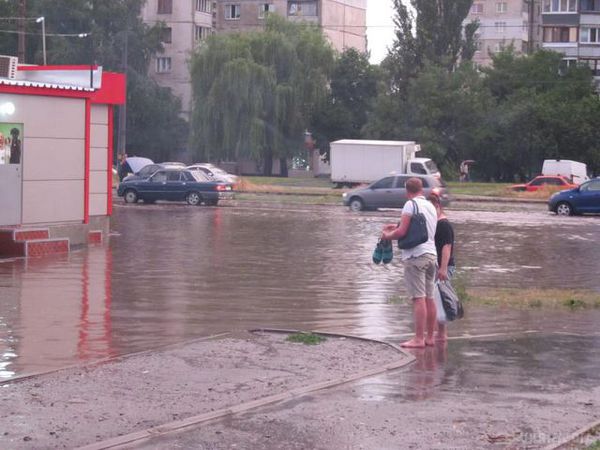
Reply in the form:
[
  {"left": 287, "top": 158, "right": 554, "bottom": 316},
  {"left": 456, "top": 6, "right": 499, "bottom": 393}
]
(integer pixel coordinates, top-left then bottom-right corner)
[{"left": 0, "top": 122, "right": 23, "bottom": 226}]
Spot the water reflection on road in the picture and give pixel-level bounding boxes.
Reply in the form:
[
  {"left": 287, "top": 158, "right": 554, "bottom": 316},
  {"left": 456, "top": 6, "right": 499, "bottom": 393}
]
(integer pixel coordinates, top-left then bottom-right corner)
[{"left": 1, "top": 202, "right": 599, "bottom": 378}]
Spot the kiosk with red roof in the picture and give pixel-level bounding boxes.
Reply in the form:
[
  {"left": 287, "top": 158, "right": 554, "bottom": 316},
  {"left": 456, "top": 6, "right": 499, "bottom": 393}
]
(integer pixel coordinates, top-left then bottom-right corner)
[{"left": 0, "top": 63, "right": 126, "bottom": 258}]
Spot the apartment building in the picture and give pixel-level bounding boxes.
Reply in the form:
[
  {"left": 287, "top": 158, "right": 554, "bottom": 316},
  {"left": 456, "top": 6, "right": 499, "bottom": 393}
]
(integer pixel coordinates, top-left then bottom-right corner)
[
  {"left": 541, "top": 0, "right": 600, "bottom": 78},
  {"left": 465, "top": 0, "right": 540, "bottom": 66},
  {"left": 141, "top": 0, "right": 366, "bottom": 121},
  {"left": 141, "top": 0, "right": 214, "bottom": 118},
  {"left": 215, "top": 0, "right": 367, "bottom": 52}
]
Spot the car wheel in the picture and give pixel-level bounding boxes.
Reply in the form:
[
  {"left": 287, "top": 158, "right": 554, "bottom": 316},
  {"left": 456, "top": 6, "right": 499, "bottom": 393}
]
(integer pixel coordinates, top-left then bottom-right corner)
[
  {"left": 124, "top": 189, "right": 138, "bottom": 204},
  {"left": 349, "top": 197, "right": 364, "bottom": 212},
  {"left": 206, "top": 199, "right": 219, "bottom": 206},
  {"left": 556, "top": 202, "right": 573, "bottom": 216},
  {"left": 186, "top": 192, "right": 202, "bottom": 206}
]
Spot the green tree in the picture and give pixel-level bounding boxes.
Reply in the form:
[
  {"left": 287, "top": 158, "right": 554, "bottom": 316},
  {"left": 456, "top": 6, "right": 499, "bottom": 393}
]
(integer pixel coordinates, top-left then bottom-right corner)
[
  {"left": 1, "top": 0, "right": 187, "bottom": 162},
  {"left": 478, "top": 49, "right": 600, "bottom": 180},
  {"left": 190, "top": 15, "right": 334, "bottom": 175},
  {"left": 311, "top": 48, "right": 379, "bottom": 158}
]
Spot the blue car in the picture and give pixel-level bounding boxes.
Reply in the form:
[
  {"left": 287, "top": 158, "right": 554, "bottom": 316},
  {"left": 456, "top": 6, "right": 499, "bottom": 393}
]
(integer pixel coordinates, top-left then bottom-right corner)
[
  {"left": 548, "top": 177, "right": 600, "bottom": 216},
  {"left": 117, "top": 168, "right": 234, "bottom": 206}
]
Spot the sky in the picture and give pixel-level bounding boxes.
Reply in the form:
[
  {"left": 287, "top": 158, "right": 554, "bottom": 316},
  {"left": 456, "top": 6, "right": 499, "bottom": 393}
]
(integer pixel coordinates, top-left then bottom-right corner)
[{"left": 366, "top": 0, "right": 396, "bottom": 63}]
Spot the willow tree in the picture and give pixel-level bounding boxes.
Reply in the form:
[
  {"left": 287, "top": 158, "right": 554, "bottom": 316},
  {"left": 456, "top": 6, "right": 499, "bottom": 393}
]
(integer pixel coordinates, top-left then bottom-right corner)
[{"left": 190, "top": 16, "right": 334, "bottom": 175}]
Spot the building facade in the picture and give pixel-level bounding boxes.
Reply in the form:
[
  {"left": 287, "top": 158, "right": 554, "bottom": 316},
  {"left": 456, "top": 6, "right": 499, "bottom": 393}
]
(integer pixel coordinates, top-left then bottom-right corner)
[
  {"left": 141, "top": 0, "right": 214, "bottom": 118},
  {"left": 541, "top": 0, "right": 600, "bottom": 79},
  {"left": 141, "top": 0, "right": 367, "bottom": 122},
  {"left": 215, "top": 0, "right": 367, "bottom": 53},
  {"left": 465, "top": 0, "right": 541, "bottom": 66}
]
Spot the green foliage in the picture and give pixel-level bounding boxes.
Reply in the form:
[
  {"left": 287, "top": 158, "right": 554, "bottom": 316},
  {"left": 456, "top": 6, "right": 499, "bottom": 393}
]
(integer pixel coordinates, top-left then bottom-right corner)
[
  {"left": 312, "top": 48, "right": 379, "bottom": 158},
  {"left": 286, "top": 332, "right": 326, "bottom": 345},
  {"left": 1, "top": 0, "right": 186, "bottom": 161},
  {"left": 190, "top": 16, "right": 334, "bottom": 174}
]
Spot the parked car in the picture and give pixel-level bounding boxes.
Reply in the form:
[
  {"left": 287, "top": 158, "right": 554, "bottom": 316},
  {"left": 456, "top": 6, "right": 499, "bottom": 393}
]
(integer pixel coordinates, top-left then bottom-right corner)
[
  {"left": 123, "top": 162, "right": 185, "bottom": 182},
  {"left": 342, "top": 174, "right": 450, "bottom": 212},
  {"left": 117, "top": 168, "right": 234, "bottom": 206},
  {"left": 187, "top": 164, "right": 239, "bottom": 185},
  {"left": 510, "top": 175, "right": 578, "bottom": 192},
  {"left": 548, "top": 177, "right": 600, "bottom": 216}
]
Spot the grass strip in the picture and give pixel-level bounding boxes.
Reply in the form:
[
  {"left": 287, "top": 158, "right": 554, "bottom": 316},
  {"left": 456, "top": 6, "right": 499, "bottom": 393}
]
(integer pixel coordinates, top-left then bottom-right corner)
[{"left": 286, "top": 332, "right": 327, "bottom": 345}]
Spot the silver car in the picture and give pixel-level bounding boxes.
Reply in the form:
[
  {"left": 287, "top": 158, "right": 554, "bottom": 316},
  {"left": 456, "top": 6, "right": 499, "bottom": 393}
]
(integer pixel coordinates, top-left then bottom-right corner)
[{"left": 342, "top": 174, "right": 450, "bottom": 212}]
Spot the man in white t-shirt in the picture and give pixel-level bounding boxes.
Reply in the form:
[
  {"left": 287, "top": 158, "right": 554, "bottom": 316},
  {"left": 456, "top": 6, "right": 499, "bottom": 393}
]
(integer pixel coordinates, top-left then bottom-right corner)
[{"left": 382, "top": 177, "right": 438, "bottom": 348}]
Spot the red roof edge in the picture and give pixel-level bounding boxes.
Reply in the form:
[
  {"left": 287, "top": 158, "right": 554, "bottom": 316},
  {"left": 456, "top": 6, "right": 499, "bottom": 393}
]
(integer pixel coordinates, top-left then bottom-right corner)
[{"left": 91, "top": 72, "right": 126, "bottom": 105}]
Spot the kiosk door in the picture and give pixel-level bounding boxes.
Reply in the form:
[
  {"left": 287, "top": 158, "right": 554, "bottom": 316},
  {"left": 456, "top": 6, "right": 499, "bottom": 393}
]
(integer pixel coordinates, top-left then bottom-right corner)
[{"left": 0, "top": 124, "right": 22, "bottom": 226}]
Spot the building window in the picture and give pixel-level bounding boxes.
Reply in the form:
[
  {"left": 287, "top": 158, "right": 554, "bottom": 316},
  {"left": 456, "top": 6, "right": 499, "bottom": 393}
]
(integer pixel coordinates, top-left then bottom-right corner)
[
  {"left": 581, "top": 0, "right": 600, "bottom": 11},
  {"left": 495, "top": 22, "right": 506, "bottom": 32},
  {"left": 196, "top": 0, "right": 211, "bottom": 12},
  {"left": 156, "top": 57, "right": 172, "bottom": 73},
  {"left": 494, "top": 42, "right": 506, "bottom": 52},
  {"left": 471, "top": 3, "right": 484, "bottom": 14},
  {"left": 542, "top": 0, "right": 577, "bottom": 13},
  {"left": 288, "top": 1, "right": 318, "bottom": 17},
  {"left": 581, "top": 59, "right": 600, "bottom": 76},
  {"left": 259, "top": 3, "right": 276, "bottom": 18},
  {"left": 496, "top": 2, "right": 507, "bottom": 13},
  {"left": 161, "top": 27, "right": 172, "bottom": 44},
  {"left": 474, "top": 33, "right": 482, "bottom": 51},
  {"left": 543, "top": 26, "right": 578, "bottom": 42},
  {"left": 224, "top": 4, "right": 241, "bottom": 19},
  {"left": 581, "top": 26, "right": 600, "bottom": 43},
  {"left": 157, "top": 0, "right": 172, "bottom": 14},
  {"left": 195, "top": 25, "right": 211, "bottom": 41}
]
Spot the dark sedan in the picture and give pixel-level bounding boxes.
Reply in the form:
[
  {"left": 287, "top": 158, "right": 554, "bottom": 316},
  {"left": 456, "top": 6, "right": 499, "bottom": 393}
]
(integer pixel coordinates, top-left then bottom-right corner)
[{"left": 117, "top": 169, "right": 234, "bottom": 206}]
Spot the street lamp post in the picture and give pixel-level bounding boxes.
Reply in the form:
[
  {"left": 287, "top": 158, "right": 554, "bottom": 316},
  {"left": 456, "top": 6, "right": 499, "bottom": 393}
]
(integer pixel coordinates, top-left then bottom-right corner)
[{"left": 36, "top": 16, "right": 46, "bottom": 65}]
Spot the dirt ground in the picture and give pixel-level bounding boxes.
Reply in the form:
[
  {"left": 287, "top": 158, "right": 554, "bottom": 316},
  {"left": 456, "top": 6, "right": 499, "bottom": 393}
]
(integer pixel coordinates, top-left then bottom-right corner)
[{"left": 0, "top": 331, "right": 408, "bottom": 449}]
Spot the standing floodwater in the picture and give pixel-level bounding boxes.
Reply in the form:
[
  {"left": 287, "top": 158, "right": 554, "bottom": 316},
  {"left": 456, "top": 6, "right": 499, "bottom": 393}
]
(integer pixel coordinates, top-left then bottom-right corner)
[{"left": 1, "top": 202, "right": 599, "bottom": 378}]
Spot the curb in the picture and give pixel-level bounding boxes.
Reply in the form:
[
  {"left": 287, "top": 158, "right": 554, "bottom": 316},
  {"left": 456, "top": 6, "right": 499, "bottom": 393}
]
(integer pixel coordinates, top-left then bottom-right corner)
[
  {"left": 76, "top": 329, "right": 415, "bottom": 450},
  {"left": 542, "top": 418, "right": 600, "bottom": 450}
]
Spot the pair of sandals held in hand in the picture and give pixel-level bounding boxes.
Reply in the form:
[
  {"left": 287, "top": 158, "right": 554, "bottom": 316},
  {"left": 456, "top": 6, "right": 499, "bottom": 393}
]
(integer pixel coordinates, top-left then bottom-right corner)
[{"left": 373, "top": 239, "right": 393, "bottom": 264}]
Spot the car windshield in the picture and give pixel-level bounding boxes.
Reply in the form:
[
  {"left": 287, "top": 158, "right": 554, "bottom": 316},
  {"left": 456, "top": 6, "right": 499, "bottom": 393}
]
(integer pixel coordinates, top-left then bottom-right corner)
[{"left": 425, "top": 160, "right": 439, "bottom": 173}]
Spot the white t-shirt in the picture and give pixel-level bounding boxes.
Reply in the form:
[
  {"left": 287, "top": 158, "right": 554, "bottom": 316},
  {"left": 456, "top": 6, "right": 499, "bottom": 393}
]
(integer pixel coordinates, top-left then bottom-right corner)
[{"left": 400, "top": 196, "right": 438, "bottom": 261}]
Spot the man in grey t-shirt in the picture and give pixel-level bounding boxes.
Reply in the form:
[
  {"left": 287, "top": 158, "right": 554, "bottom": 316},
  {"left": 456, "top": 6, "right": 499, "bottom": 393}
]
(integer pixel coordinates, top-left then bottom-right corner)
[{"left": 382, "top": 177, "right": 438, "bottom": 348}]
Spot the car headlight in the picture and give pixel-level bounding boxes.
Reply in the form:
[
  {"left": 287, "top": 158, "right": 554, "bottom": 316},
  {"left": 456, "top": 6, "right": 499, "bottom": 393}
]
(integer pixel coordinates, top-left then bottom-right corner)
[{"left": 342, "top": 193, "right": 348, "bottom": 198}]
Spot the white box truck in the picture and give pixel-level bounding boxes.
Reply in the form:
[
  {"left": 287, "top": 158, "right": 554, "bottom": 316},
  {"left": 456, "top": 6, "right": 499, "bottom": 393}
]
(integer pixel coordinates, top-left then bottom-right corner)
[
  {"left": 330, "top": 139, "right": 440, "bottom": 186},
  {"left": 542, "top": 159, "right": 589, "bottom": 184}
]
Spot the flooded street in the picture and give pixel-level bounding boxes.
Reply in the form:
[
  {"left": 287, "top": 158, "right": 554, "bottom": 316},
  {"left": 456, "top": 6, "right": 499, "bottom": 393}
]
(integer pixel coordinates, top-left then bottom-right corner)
[{"left": 1, "top": 201, "right": 600, "bottom": 379}]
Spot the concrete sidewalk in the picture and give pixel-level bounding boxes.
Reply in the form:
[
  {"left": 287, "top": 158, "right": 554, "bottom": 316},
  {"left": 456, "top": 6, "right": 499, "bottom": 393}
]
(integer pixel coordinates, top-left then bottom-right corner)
[
  {"left": 0, "top": 331, "right": 410, "bottom": 449},
  {"left": 134, "top": 333, "right": 600, "bottom": 450}
]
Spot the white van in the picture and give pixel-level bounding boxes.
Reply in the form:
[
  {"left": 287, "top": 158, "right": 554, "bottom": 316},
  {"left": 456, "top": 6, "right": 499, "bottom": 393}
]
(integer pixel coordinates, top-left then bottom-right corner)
[{"left": 541, "top": 159, "right": 589, "bottom": 184}]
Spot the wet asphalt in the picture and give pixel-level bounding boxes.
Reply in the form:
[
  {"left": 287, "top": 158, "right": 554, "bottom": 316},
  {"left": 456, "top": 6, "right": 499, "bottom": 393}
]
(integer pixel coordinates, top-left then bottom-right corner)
[{"left": 1, "top": 199, "right": 599, "bottom": 448}]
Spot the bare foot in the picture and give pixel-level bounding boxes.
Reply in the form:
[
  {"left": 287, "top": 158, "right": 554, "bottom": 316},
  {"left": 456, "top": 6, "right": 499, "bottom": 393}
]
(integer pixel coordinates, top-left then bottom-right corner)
[
  {"left": 435, "top": 336, "right": 447, "bottom": 343},
  {"left": 425, "top": 339, "right": 435, "bottom": 346},
  {"left": 401, "top": 338, "right": 426, "bottom": 348}
]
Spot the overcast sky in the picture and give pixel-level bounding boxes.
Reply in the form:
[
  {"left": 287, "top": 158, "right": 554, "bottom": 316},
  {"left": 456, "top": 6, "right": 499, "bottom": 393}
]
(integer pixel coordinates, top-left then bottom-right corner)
[{"left": 366, "top": 0, "right": 396, "bottom": 63}]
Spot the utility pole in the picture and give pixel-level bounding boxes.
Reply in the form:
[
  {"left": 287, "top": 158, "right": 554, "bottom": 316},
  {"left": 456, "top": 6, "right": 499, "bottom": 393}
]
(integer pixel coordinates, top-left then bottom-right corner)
[
  {"left": 526, "top": 0, "right": 536, "bottom": 55},
  {"left": 17, "top": 0, "right": 26, "bottom": 63},
  {"left": 117, "top": 29, "right": 128, "bottom": 156}
]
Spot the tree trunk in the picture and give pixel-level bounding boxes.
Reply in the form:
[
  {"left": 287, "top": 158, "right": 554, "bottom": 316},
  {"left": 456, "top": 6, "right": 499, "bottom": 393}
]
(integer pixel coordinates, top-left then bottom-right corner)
[
  {"left": 263, "top": 152, "right": 273, "bottom": 176},
  {"left": 279, "top": 157, "right": 288, "bottom": 178}
]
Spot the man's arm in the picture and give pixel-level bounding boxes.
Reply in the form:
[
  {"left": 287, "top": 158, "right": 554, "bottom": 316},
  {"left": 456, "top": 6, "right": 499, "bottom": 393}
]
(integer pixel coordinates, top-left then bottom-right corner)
[
  {"left": 382, "top": 214, "right": 411, "bottom": 241},
  {"left": 438, "top": 244, "right": 452, "bottom": 280}
]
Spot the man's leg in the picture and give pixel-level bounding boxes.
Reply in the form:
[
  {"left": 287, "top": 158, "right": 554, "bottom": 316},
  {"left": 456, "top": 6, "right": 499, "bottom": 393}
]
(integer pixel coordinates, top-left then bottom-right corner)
[
  {"left": 402, "top": 297, "right": 426, "bottom": 348},
  {"left": 425, "top": 297, "right": 437, "bottom": 346},
  {"left": 424, "top": 256, "right": 438, "bottom": 346}
]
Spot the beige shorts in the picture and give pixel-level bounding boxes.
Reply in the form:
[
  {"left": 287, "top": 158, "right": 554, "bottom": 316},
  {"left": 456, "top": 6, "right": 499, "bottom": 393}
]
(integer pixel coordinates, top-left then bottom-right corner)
[{"left": 403, "top": 253, "right": 437, "bottom": 300}]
